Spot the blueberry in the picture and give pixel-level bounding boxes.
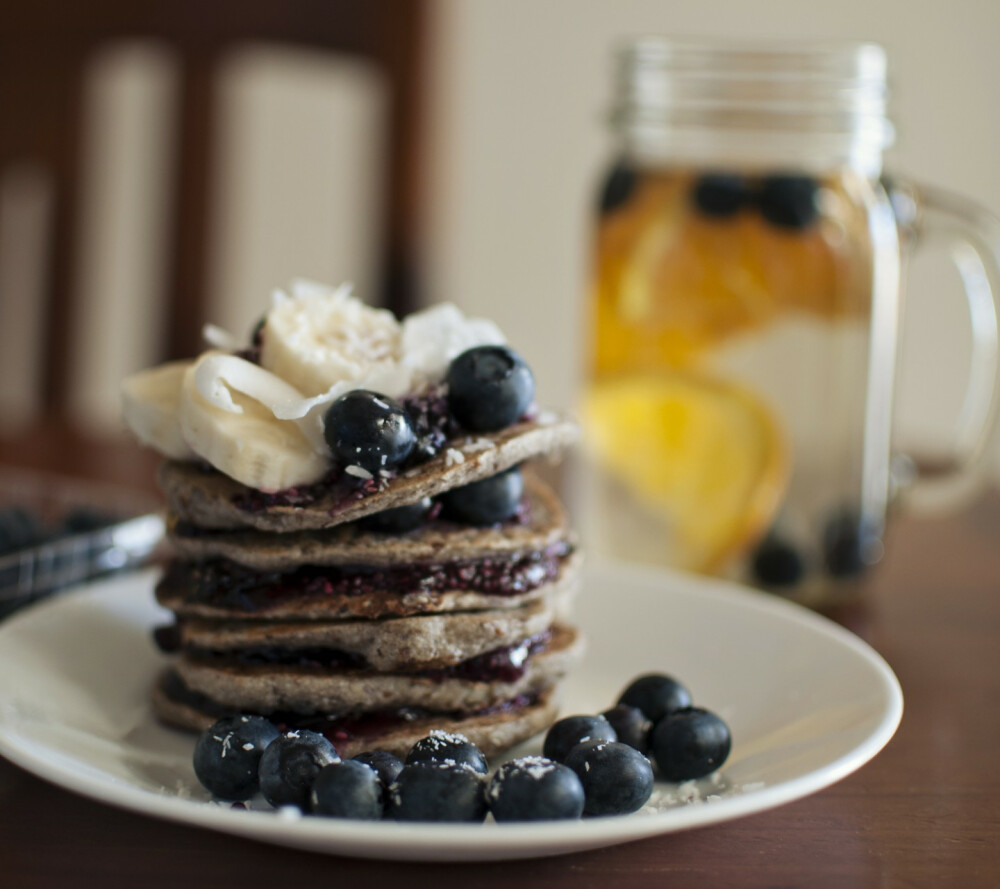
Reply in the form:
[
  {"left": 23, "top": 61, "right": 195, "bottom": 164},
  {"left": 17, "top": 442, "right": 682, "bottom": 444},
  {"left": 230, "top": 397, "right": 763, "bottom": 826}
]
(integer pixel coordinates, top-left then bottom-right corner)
[
  {"left": 351, "top": 750, "right": 404, "bottom": 790},
  {"left": 823, "top": 509, "right": 882, "bottom": 578},
  {"left": 758, "top": 174, "right": 819, "bottom": 230},
  {"left": 323, "top": 390, "right": 417, "bottom": 475},
  {"left": 598, "top": 161, "right": 637, "bottom": 215},
  {"left": 601, "top": 704, "right": 650, "bottom": 754},
  {"left": 440, "top": 467, "right": 524, "bottom": 526},
  {"left": 751, "top": 535, "right": 805, "bottom": 587},
  {"left": 564, "top": 740, "right": 654, "bottom": 817},
  {"left": 650, "top": 707, "right": 732, "bottom": 781},
  {"left": 617, "top": 673, "right": 692, "bottom": 723},
  {"left": 388, "top": 762, "right": 487, "bottom": 823},
  {"left": 358, "top": 498, "right": 433, "bottom": 533},
  {"left": 487, "top": 756, "right": 585, "bottom": 822},
  {"left": 192, "top": 715, "right": 280, "bottom": 801},
  {"left": 446, "top": 346, "right": 535, "bottom": 432},
  {"left": 0, "top": 507, "right": 42, "bottom": 556},
  {"left": 542, "top": 714, "right": 617, "bottom": 763},
  {"left": 405, "top": 730, "right": 489, "bottom": 775},
  {"left": 309, "top": 760, "right": 383, "bottom": 819},
  {"left": 258, "top": 730, "right": 340, "bottom": 809},
  {"left": 691, "top": 173, "right": 749, "bottom": 218}
]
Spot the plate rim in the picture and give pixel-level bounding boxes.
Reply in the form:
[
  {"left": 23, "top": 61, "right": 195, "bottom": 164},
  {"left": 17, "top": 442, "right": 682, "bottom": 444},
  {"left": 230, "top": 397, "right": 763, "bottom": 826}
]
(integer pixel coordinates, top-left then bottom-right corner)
[{"left": 0, "top": 564, "right": 903, "bottom": 860}]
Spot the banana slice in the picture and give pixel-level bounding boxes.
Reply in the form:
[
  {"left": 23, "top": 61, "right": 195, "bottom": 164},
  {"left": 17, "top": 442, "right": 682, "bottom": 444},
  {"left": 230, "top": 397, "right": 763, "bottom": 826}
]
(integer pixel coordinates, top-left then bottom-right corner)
[
  {"left": 178, "top": 353, "right": 329, "bottom": 491},
  {"left": 260, "top": 281, "right": 403, "bottom": 397},
  {"left": 121, "top": 361, "right": 195, "bottom": 460}
]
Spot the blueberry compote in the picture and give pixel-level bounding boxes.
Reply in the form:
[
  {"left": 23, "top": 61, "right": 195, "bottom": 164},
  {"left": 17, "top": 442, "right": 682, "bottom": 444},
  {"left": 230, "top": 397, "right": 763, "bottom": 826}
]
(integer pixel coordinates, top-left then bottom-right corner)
[
  {"left": 157, "top": 542, "right": 572, "bottom": 612},
  {"left": 185, "top": 631, "right": 552, "bottom": 684}
]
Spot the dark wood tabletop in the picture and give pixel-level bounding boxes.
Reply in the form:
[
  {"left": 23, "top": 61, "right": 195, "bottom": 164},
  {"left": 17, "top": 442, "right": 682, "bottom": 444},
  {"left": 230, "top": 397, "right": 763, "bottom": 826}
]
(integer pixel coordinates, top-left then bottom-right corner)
[{"left": 1, "top": 427, "right": 999, "bottom": 889}]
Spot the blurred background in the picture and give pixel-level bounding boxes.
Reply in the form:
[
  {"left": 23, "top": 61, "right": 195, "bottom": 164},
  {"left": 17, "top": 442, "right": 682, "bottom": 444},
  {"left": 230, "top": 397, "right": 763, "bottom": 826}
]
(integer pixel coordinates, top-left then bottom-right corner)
[{"left": 0, "top": 0, "right": 998, "bottom": 481}]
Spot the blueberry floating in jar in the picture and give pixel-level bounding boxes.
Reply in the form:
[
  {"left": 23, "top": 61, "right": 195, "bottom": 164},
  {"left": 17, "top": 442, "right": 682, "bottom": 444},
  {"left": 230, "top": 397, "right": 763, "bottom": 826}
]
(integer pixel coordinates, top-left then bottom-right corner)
[
  {"left": 542, "top": 713, "right": 618, "bottom": 763},
  {"left": 758, "top": 174, "right": 820, "bottom": 230},
  {"left": 487, "top": 756, "right": 585, "bottom": 822},
  {"left": 258, "top": 729, "right": 340, "bottom": 809},
  {"left": 309, "top": 760, "right": 384, "bottom": 820},
  {"left": 192, "top": 715, "right": 280, "bottom": 801},
  {"left": 388, "top": 761, "right": 488, "bottom": 823},
  {"left": 601, "top": 704, "right": 651, "bottom": 755},
  {"left": 323, "top": 389, "right": 417, "bottom": 476},
  {"left": 564, "top": 740, "right": 654, "bottom": 816},
  {"left": 358, "top": 497, "right": 433, "bottom": 533},
  {"left": 446, "top": 345, "right": 535, "bottom": 432},
  {"left": 598, "top": 160, "right": 638, "bottom": 215},
  {"left": 650, "top": 707, "right": 731, "bottom": 782},
  {"left": 440, "top": 466, "right": 524, "bottom": 526},
  {"left": 751, "top": 534, "right": 806, "bottom": 588},
  {"left": 351, "top": 750, "right": 404, "bottom": 791},
  {"left": 823, "top": 508, "right": 883, "bottom": 579},
  {"left": 405, "top": 730, "right": 489, "bottom": 775},
  {"left": 691, "top": 173, "right": 750, "bottom": 218},
  {"left": 617, "top": 673, "right": 692, "bottom": 723}
]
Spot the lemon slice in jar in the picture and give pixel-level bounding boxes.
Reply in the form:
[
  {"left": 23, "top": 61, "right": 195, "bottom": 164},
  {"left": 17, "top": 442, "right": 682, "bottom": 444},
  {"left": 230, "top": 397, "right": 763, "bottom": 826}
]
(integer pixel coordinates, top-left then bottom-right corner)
[{"left": 582, "top": 372, "right": 789, "bottom": 574}]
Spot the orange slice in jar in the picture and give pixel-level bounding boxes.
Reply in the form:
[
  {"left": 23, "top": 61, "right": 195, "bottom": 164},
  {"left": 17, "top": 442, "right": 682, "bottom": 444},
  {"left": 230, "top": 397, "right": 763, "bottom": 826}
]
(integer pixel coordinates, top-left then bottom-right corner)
[{"left": 582, "top": 372, "right": 789, "bottom": 574}]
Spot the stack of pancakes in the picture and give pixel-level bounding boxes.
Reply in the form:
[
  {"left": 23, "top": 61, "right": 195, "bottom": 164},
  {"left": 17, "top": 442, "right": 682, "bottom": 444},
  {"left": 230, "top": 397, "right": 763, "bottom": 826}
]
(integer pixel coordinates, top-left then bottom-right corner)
[{"left": 152, "top": 416, "right": 582, "bottom": 758}]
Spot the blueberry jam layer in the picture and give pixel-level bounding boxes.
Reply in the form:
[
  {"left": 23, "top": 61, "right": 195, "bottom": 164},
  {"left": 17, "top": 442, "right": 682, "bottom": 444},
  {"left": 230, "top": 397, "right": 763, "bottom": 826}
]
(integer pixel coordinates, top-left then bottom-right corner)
[
  {"left": 157, "top": 541, "right": 572, "bottom": 612},
  {"left": 184, "top": 631, "right": 551, "bottom": 683},
  {"left": 160, "top": 669, "right": 540, "bottom": 745}
]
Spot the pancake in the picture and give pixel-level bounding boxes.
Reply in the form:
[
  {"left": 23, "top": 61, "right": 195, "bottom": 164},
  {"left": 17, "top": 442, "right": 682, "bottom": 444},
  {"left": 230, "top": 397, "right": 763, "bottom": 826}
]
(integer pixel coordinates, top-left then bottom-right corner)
[
  {"left": 155, "top": 547, "right": 581, "bottom": 622},
  {"left": 159, "top": 416, "right": 577, "bottom": 532},
  {"left": 152, "top": 674, "right": 561, "bottom": 759},
  {"left": 168, "top": 473, "right": 569, "bottom": 570},
  {"left": 173, "top": 590, "right": 572, "bottom": 672},
  {"left": 172, "top": 624, "right": 582, "bottom": 716}
]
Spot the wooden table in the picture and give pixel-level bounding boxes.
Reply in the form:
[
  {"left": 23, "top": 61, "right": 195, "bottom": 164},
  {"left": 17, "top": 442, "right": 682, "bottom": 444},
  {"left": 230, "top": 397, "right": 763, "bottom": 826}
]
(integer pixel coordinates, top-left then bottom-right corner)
[{"left": 1, "top": 429, "right": 999, "bottom": 888}]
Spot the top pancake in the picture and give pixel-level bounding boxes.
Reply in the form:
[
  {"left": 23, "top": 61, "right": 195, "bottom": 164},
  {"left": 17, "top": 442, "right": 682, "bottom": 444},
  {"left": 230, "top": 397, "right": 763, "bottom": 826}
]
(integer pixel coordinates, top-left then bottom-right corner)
[{"left": 160, "top": 415, "right": 577, "bottom": 533}]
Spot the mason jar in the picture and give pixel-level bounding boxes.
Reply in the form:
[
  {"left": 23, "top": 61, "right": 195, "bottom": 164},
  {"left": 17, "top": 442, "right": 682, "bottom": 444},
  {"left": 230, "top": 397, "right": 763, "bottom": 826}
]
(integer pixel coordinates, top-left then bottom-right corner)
[{"left": 580, "top": 39, "right": 1000, "bottom": 608}]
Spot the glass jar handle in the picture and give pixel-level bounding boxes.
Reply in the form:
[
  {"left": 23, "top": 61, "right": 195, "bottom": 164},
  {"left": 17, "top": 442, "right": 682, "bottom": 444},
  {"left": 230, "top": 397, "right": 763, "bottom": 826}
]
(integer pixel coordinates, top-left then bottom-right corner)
[{"left": 895, "top": 181, "right": 1000, "bottom": 511}]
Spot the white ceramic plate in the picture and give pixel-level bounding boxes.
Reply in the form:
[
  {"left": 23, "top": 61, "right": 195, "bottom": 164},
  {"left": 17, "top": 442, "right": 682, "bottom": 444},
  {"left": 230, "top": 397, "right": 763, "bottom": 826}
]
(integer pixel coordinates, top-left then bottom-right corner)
[{"left": 0, "top": 562, "right": 901, "bottom": 862}]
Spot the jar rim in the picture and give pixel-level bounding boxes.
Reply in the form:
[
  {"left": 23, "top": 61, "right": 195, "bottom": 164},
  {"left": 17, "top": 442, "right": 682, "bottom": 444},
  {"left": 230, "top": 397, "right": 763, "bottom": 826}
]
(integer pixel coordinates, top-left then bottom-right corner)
[{"left": 611, "top": 37, "right": 894, "bottom": 174}]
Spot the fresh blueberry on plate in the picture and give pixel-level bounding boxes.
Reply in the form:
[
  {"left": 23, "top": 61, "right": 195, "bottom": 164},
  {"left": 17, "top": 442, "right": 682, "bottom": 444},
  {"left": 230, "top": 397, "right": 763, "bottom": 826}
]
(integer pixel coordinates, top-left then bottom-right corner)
[
  {"left": 351, "top": 750, "right": 404, "bottom": 791},
  {"left": 192, "top": 715, "right": 280, "bottom": 801},
  {"left": 564, "top": 740, "right": 654, "bottom": 817},
  {"left": 617, "top": 673, "right": 692, "bottom": 723},
  {"left": 440, "top": 466, "right": 524, "bottom": 526},
  {"left": 388, "top": 762, "right": 487, "bottom": 823},
  {"left": 446, "top": 345, "right": 535, "bottom": 432},
  {"left": 405, "top": 730, "right": 489, "bottom": 775},
  {"left": 542, "top": 714, "right": 618, "bottom": 763},
  {"left": 258, "top": 730, "right": 340, "bottom": 809},
  {"left": 650, "top": 707, "right": 732, "bottom": 782},
  {"left": 323, "top": 390, "right": 417, "bottom": 475},
  {"left": 310, "top": 760, "right": 383, "bottom": 819},
  {"left": 601, "top": 704, "right": 651, "bottom": 754},
  {"left": 487, "top": 756, "right": 585, "bottom": 822}
]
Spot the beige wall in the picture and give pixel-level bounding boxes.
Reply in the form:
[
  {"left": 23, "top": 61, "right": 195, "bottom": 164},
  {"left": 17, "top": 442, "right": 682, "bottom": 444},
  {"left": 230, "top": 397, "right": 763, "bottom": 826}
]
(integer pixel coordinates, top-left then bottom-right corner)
[{"left": 422, "top": 0, "right": 1000, "bottom": 482}]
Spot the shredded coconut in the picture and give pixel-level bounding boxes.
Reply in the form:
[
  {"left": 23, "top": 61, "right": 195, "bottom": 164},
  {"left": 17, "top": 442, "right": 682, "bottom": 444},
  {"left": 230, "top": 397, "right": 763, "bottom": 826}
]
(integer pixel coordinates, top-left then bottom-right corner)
[
  {"left": 462, "top": 438, "right": 495, "bottom": 452},
  {"left": 444, "top": 448, "right": 466, "bottom": 466},
  {"left": 344, "top": 464, "right": 373, "bottom": 480}
]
